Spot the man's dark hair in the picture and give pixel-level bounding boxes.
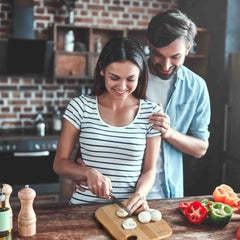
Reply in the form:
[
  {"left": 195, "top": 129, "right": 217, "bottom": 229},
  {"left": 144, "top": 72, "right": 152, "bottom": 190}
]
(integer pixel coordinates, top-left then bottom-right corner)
[{"left": 146, "top": 9, "right": 197, "bottom": 48}]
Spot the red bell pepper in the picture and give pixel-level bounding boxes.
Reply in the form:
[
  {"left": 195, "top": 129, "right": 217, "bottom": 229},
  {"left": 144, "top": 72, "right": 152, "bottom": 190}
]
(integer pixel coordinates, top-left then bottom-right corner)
[
  {"left": 237, "top": 200, "right": 240, "bottom": 211},
  {"left": 178, "top": 202, "right": 191, "bottom": 210},
  {"left": 184, "top": 201, "right": 207, "bottom": 224}
]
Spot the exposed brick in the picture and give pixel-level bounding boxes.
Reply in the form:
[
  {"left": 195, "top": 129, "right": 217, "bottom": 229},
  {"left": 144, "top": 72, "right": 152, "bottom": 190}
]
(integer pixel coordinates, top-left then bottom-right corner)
[
  {"left": 112, "top": 13, "right": 119, "bottom": 18},
  {"left": 36, "top": 8, "right": 45, "bottom": 14},
  {"left": 129, "top": 8, "right": 144, "bottom": 13},
  {"left": 75, "top": 4, "right": 84, "bottom": 9},
  {"left": 102, "top": 12, "right": 109, "bottom": 17},
  {"left": 88, "top": 4, "right": 104, "bottom": 10},
  {"left": 47, "top": 8, "right": 55, "bottom": 14},
  {"left": 30, "top": 100, "right": 43, "bottom": 105},
  {"left": 117, "top": 20, "right": 133, "bottom": 25},
  {"left": 147, "top": 9, "right": 161, "bottom": 15},
  {"left": 97, "top": 19, "right": 113, "bottom": 25},
  {"left": 19, "top": 86, "right": 39, "bottom": 90},
  {"left": 57, "top": 92, "right": 64, "bottom": 97},
  {"left": 8, "top": 100, "right": 27, "bottom": 105},
  {"left": 92, "top": 11, "right": 98, "bottom": 17},
  {"left": 12, "top": 93, "right": 21, "bottom": 98},
  {"left": 13, "top": 107, "right": 21, "bottom": 112},
  {"left": 24, "top": 107, "right": 32, "bottom": 112},
  {"left": 108, "top": 6, "right": 124, "bottom": 12},
  {"left": 20, "top": 114, "right": 35, "bottom": 119},
  {"left": 0, "top": 114, "right": 17, "bottom": 119},
  {"left": 37, "top": 22, "right": 45, "bottom": 28},
  {"left": 75, "top": 18, "right": 93, "bottom": 24},
  {"left": 81, "top": 11, "right": 88, "bottom": 16},
  {"left": 10, "top": 78, "right": 20, "bottom": 84},
  {"left": 0, "top": 0, "right": 177, "bottom": 129},
  {"left": 123, "top": 1, "right": 130, "bottom": 6},
  {"left": 2, "top": 93, "right": 9, "bottom": 98},
  {"left": 137, "top": 21, "right": 149, "bottom": 27},
  {"left": 35, "top": 15, "right": 51, "bottom": 21},
  {"left": 0, "top": 78, "right": 7, "bottom": 83},
  {"left": 36, "top": 106, "right": 44, "bottom": 111},
  {"left": 1, "top": 107, "right": 9, "bottom": 112},
  {"left": 0, "top": 86, "right": 17, "bottom": 90},
  {"left": 42, "top": 85, "right": 60, "bottom": 90},
  {"left": 24, "top": 93, "right": 32, "bottom": 98},
  {"left": 113, "top": 0, "right": 120, "bottom": 5},
  {"left": 46, "top": 93, "right": 54, "bottom": 98},
  {"left": 35, "top": 93, "right": 43, "bottom": 98}
]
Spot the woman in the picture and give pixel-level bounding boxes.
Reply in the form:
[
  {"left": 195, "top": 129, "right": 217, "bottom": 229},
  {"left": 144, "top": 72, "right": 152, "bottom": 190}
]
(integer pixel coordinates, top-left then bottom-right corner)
[{"left": 53, "top": 37, "right": 161, "bottom": 214}]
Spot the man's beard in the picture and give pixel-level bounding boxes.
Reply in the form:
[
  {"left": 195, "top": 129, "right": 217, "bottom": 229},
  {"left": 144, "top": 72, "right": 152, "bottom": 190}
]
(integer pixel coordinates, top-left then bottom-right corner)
[{"left": 150, "top": 62, "right": 178, "bottom": 80}]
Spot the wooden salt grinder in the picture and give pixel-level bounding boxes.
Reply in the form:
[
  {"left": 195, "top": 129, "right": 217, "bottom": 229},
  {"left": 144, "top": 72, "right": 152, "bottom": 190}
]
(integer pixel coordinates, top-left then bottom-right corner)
[
  {"left": 18, "top": 185, "right": 36, "bottom": 237},
  {"left": 2, "top": 184, "right": 13, "bottom": 229}
]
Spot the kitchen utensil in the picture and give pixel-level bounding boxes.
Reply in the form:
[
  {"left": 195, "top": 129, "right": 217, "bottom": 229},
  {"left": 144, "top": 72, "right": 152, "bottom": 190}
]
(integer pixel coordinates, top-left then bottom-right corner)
[
  {"left": 109, "top": 193, "right": 131, "bottom": 216},
  {"left": 95, "top": 203, "right": 172, "bottom": 240}
]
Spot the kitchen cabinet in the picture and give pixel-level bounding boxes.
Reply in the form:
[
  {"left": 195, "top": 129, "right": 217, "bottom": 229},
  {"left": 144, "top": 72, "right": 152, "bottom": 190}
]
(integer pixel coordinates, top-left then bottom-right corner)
[
  {"left": 53, "top": 24, "right": 125, "bottom": 79},
  {"left": 224, "top": 53, "right": 240, "bottom": 192},
  {"left": 179, "top": 0, "right": 240, "bottom": 196},
  {"left": 184, "top": 28, "right": 210, "bottom": 79}
]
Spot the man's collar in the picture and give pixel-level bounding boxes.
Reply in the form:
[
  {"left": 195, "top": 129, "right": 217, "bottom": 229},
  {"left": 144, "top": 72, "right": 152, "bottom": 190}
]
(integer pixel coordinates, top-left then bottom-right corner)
[{"left": 176, "top": 66, "right": 184, "bottom": 81}]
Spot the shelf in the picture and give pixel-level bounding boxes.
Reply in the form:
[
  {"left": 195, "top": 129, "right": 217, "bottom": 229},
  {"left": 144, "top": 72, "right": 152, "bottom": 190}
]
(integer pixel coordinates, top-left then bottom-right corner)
[{"left": 53, "top": 24, "right": 210, "bottom": 80}]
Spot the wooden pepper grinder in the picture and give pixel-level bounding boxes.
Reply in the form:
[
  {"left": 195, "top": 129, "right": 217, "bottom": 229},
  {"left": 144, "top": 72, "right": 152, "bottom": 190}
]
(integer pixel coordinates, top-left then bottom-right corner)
[
  {"left": 2, "top": 184, "right": 13, "bottom": 230},
  {"left": 18, "top": 185, "right": 36, "bottom": 237}
]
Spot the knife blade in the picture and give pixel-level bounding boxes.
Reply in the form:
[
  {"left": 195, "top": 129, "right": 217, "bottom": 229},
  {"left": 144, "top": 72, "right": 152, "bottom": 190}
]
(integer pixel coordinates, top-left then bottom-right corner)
[{"left": 109, "top": 192, "right": 131, "bottom": 216}]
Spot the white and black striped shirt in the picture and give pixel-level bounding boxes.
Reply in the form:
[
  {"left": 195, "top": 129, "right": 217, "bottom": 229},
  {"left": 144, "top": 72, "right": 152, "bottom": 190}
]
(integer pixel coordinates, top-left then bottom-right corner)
[{"left": 63, "top": 95, "right": 161, "bottom": 204}]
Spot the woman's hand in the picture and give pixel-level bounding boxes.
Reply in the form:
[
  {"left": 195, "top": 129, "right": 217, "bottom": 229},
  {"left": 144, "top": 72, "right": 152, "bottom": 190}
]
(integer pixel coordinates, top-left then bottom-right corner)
[
  {"left": 125, "top": 192, "right": 149, "bottom": 214},
  {"left": 86, "top": 168, "right": 112, "bottom": 199}
]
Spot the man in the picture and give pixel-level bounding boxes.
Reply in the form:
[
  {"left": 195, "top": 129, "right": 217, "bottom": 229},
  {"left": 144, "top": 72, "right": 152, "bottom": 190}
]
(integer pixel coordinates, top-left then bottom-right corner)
[
  {"left": 72, "top": 9, "right": 211, "bottom": 200},
  {"left": 146, "top": 9, "right": 211, "bottom": 199}
]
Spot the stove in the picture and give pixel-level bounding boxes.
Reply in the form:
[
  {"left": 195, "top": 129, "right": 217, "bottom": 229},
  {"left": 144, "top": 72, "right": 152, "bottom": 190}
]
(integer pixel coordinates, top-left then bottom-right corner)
[
  {"left": 0, "top": 128, "right": 61, "bottom": 197},
  {"left": 0, "top": 128, "right": 59, "bottom": 152}
]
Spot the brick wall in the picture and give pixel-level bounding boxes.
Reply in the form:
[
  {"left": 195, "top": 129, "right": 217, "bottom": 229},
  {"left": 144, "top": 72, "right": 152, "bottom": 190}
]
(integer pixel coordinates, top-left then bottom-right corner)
[{"left": 0, "top": 0, "right": 178, "bottom": 129}]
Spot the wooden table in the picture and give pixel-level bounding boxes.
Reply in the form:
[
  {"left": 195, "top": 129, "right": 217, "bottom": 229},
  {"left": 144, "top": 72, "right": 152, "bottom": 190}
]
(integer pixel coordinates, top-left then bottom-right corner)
[{"left": 11, "top": 195, "right": 240, "bottom": 240}]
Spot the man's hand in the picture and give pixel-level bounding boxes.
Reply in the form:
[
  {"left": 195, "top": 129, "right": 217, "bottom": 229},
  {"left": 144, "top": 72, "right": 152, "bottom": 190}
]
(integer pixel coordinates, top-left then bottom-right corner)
[{"left": 149, "top": 103, "right": 171, "bottom": 139}]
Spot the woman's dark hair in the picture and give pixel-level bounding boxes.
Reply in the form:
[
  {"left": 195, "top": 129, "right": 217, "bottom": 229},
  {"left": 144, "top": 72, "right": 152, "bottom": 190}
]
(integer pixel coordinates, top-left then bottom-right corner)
[
  {"left": 91, "top": 37, "right": 149, "bottom": 99},
  {"left": 146, "top": 9, "right": 197, "bottom": 48}
]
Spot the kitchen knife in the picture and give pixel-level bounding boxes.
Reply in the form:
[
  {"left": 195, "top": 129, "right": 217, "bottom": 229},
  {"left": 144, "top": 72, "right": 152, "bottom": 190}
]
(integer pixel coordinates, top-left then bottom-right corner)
[{"left": 109, "top": 192, "right": 131, "bottom": 216}]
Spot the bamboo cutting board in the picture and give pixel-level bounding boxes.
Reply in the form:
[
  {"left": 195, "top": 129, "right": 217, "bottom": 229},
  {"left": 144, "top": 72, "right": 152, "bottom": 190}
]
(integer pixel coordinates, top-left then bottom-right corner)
[{"left": 95, "top": 203, "right": 172, "bottom": 240}]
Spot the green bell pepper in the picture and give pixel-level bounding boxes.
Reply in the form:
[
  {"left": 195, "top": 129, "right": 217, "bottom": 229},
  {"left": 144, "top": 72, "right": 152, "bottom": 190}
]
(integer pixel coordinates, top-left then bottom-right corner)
[
  {"left": 201, "top": 198, "right": 214, "bottom": 213},
  {"left": 209, "top": 202, "right": 233, "bottom": 227}
]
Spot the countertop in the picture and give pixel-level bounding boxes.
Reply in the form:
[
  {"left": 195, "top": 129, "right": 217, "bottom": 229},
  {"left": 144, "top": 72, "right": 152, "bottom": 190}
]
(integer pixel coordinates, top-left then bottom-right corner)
[{"left": 10, "top": 195, "right": 240, "bottom": 240}]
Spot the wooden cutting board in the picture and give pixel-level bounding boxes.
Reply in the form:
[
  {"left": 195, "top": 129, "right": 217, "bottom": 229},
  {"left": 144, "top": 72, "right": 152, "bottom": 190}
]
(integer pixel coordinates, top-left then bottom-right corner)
[
  {"left": 95, "top": 203, "right": 172, "bottom": 240},
  {"left": 232, "top": 206, "right": 240, "bottom": 220}
]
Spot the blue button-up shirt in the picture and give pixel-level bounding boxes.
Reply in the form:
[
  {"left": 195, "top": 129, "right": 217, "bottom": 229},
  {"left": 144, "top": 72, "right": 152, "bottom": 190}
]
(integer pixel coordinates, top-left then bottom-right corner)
[{"left": 147, "top": 66, "right": 211, "bottom": 198}]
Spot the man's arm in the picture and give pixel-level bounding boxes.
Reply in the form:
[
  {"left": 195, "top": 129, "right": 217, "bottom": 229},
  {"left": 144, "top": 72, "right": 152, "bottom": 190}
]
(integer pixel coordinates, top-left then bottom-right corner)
[{"left": 149, "top": 110, "right": 209, "bottom": 158}]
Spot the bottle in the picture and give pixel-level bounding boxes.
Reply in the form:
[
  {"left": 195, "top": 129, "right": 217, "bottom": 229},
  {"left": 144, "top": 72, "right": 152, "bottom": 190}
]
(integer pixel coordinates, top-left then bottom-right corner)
[
  {"left": 95, "top": 38, "right": 102, "bottom": 54},
  {"left": 52, "top": 109, "right": 62, "bottom": 132},
  {"left": 0, "top": 184, "right": 11, "bottom": 238},
  {"left": 35, "top": 112, "right": 46, "bottom": 137},
  {"left": 2, "top": 184, "right": 12, "bottom": 230},
  {"left": 18, "top": 185, "right": 36, "bottom": 237},
  {"left": 65, "top": 30, "right": 75, "bottom": 52}
]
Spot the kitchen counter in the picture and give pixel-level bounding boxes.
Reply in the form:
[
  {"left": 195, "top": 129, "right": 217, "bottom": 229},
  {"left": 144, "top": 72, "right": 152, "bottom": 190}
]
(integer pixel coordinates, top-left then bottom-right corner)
[{"left": 10, "top": 195, "right": 239, "bottom": 240}]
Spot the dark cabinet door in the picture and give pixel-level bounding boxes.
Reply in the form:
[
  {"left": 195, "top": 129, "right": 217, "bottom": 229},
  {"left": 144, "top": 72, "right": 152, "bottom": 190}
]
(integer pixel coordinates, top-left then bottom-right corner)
[{"left": 224, "top": 53, "right": 240, "bottom": 192}]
